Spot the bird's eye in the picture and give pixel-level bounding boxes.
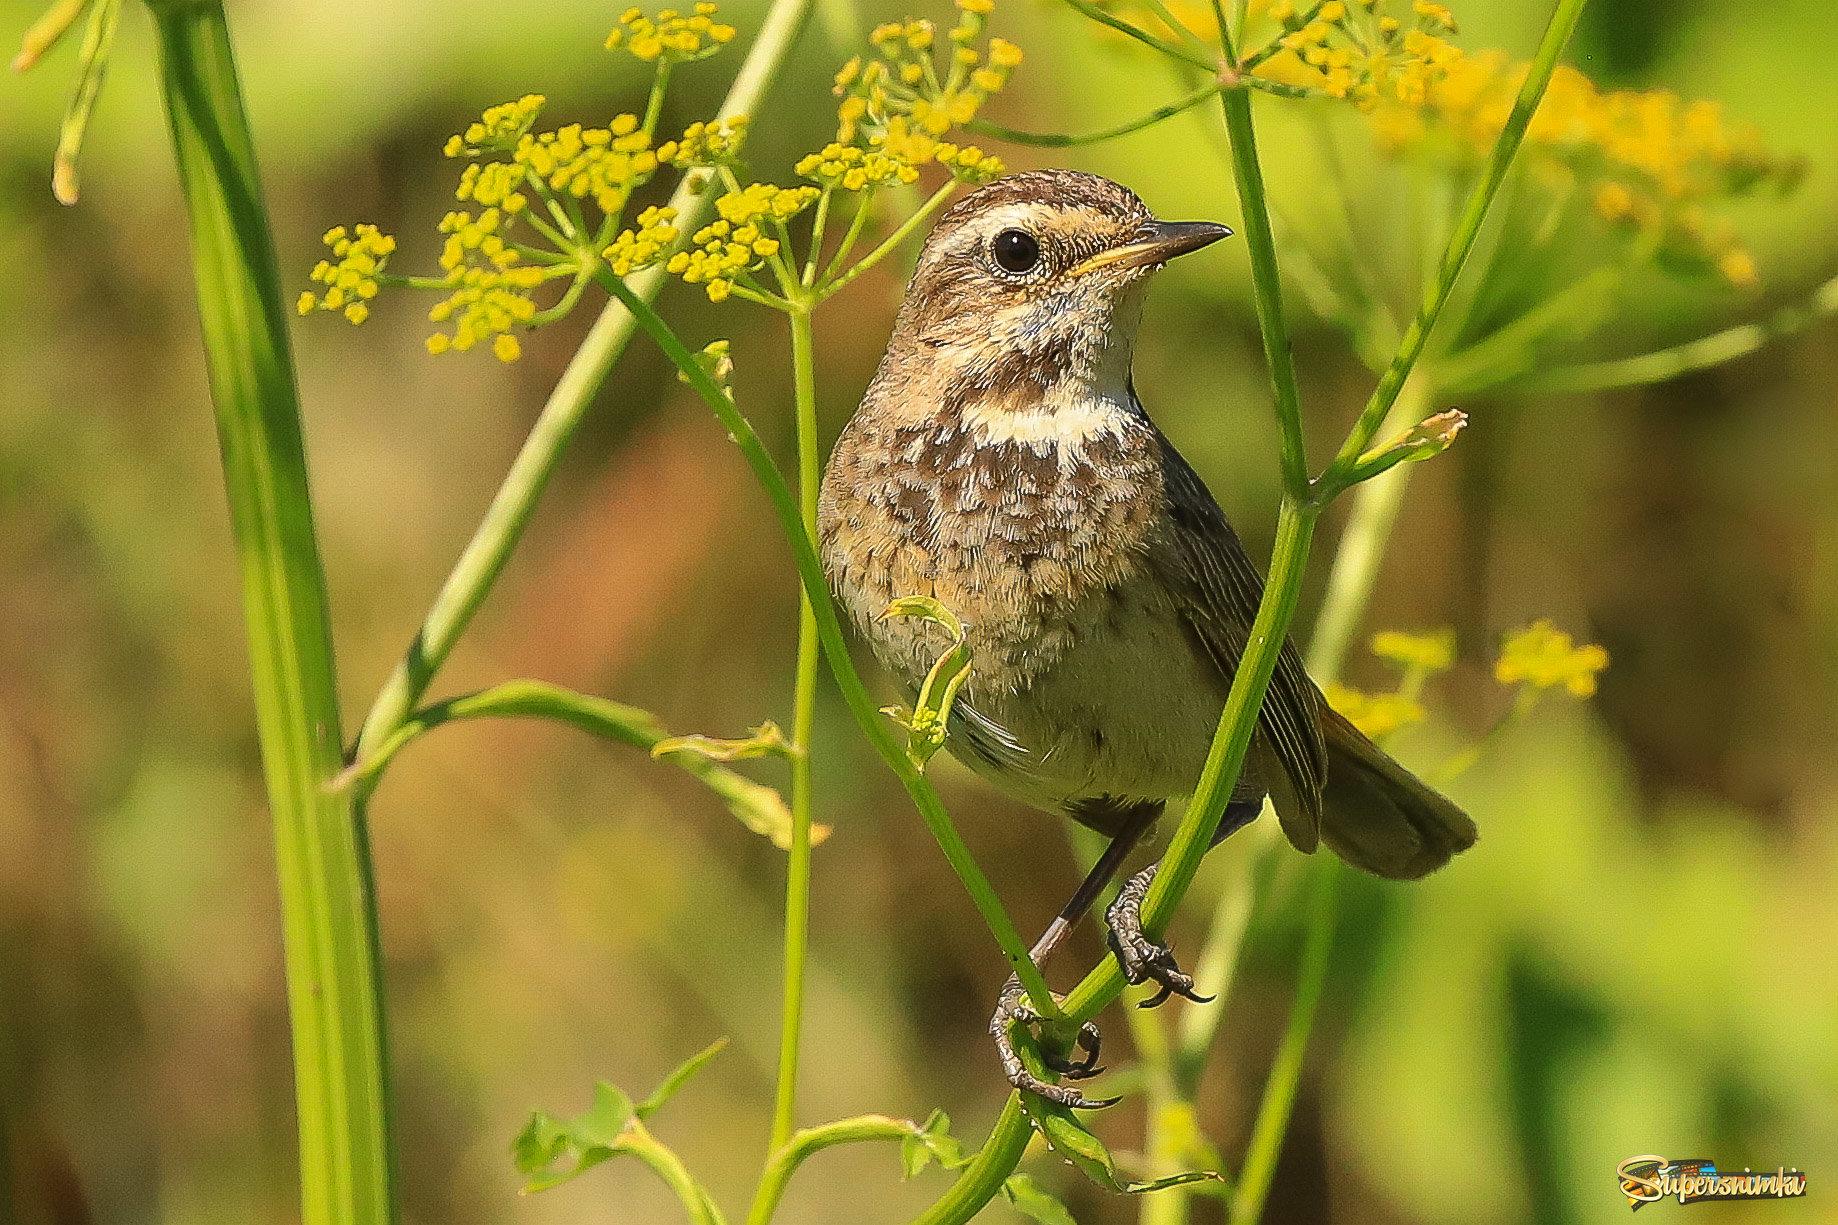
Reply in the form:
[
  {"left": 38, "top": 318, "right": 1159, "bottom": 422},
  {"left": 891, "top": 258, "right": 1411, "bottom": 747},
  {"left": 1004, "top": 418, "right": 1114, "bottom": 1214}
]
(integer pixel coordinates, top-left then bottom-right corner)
[{"left": 991, "top": 228, "right": 1040, "bottom": 274}]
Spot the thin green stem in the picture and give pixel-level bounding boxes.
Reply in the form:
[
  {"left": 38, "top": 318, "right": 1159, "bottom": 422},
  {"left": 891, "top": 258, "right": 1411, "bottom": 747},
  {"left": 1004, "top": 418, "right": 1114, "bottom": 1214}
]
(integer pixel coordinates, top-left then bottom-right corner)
[
  {"left": 908, "top": 1099, "right": 1033, "bottom": 1225},
  {"left": 643, "top": 61, "right": 675, "bottom": 136},
  {"left": 818, "top": 181, "right": 957, "bottom": 300},
  {"left": 1225, "top": 860, "right": 1337, "bottom": 1225},
  {"left": 1058, "top": 0, "right": 1217, "bottom": 70},
  {"left": 768, "top": 307, "right": 823, "bottom": 1154},
  {"left": 967, "top": 83, "right": 1224, "bottom": 147},
  {"left": 1305, "top": 378, "right": 1428, "bottom": 680},
  {"left": 353, "top": 0, "right": 816, "bottom": 765},
  {"left": 147, "top": 3, "right": 393, "bottom": 1222},
  {"left": 1127, "top": 498, "right": 1317, "bottom": 979},
  {"left": 1516, "top": 267, "right": 1838, "bottom": 394},
  {"left": 1138, "top": 0, "right": 1216, "bottom": 58},
  {"left": 336, "top": 679, "right": 793, "bottom": 848},
  {"left": 596, "top": 273, "right": 1060, "bottom": 1017},
  {"left": 749, "top": 1115, "right": 917, "bottom": 1225},
  {"left": 1171, "top": 833, "right": 1267, "bottom": 1089},
  {"left": 1216, "top": 82, "right": 1310, "bottom": 498},
  {"left": 1320, "top": 0, "right": 1591, "bottom": 489},
  {"left": 623, "top": 1121, "right": 730, "bottom": 1225},
  {"left": 817, "top": 186, "right": 876, "bottom": 285},
  {"left": 802, "top": 186, "right": 834, "bottom": 287}
]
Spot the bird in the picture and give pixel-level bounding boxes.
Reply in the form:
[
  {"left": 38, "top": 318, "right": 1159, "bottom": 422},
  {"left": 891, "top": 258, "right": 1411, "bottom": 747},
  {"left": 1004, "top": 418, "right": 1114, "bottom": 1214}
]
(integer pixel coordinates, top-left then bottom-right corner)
[{"left": 817, "top": 169, "right": 1476, "bottom": 1107}]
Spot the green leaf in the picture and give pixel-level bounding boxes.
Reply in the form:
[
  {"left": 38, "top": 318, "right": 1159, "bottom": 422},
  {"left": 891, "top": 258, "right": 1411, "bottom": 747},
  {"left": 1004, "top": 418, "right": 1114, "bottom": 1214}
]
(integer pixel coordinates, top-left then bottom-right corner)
[
  {"left": 511, "top": 1085, "right": 634, "bottom": 1193},
  {"left": 900, "top": 1108, "right": 968, "bottom": 1179},
  {"left": 881, "top": 595, "right": 965, "bottom": 639},
  {"left": 571, "top": 1082, "right": 636, "bottom": 1147},
  {"left": 879, "top": 597, "right": 973, "bottom": 769},
  {"left": 511, "top": 1111, "right": 571, "bottom": 1176},
  {"left": 653, "top": 721, "right": 797, "bottom": 763},
  {"left": 1021, "top": 1096, "right": 1223, "bottom": 1196},
  {"left": 636, "top": 1037, "right": 729, "bottom": 1119},
  {"left": 1002, "top": 1173, "right": 1079, "bottom": 1224}
]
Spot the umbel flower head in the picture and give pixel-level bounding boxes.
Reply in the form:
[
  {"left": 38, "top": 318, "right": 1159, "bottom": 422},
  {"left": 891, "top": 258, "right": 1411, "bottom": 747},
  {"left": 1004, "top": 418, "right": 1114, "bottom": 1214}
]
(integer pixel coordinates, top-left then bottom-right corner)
[
  {"left": 606, "top": 3, "right": 736, "bottom": 62},
  {"left": 299, "top": 225, "right": 395, "bottom": 325},
  {"left": 829, "top": 0, "right": 1018, "bottom": 182},
  {"left": 1243, "top": 0, "right": 1799, "bottom": 288}
]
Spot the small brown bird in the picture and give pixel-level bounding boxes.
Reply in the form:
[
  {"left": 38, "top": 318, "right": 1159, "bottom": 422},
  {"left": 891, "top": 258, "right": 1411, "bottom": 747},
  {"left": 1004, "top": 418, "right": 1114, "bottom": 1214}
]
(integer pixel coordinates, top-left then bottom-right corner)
[{"left": 818, "top": 170, "right": 1476, "bottom": 1105}]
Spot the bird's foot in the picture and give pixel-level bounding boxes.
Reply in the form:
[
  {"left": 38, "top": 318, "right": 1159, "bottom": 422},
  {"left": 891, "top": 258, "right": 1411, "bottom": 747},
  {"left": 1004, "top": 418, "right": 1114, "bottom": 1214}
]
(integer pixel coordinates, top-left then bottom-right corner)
[
  {"left": 1105, "top": 863, "right": 1215, "bottom": 1009},
  {"left": 990, "top": 977, "right": 1117, "bottom": 1109}
]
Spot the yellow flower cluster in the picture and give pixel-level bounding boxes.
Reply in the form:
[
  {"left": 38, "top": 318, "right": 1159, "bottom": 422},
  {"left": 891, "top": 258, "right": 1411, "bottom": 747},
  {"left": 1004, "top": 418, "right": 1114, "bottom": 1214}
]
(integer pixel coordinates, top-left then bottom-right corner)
[
  {"left": 829, "top": 0, "right": 1018, "bottom": 182},
  {"left": 1494, "top": 620, "right": 1609, "bottom": 698},
  {"left": 604, "top": 206, "right": 682, "bottom": 276},
  {"left": 1248, "top": 0, "right": 1798, "bottom": 285},
  {"left": 1250, "top": 0, "right": 1464, "bottom": 108},
  {"left": 456, "top": 160, "right": 530, "bottom": 214},
  {"left": 1371, "top": 627, "right": 1456, "bottom": 673},
  {"left": 444, "top": 94, "right": 547, "bottom": 158},
  {"left": 1323, "top": 682, "right": 1427, "bottom": 740},
  {"left": 657, "top": 116, "right": 750, "bottom": 167},
  {"left": 427, "top": 208, "right": 548, "bottom": 362},
  {"left": 605, "top": 3, "right": 736, "bottom": 62},
  {"left": 298, "top": 225, "right": 396, "bottom": 325},
  {"left": 796, "top": 143, "right": 921, "bottom": 191},
  {"left": 667, "top": 184, "right": 818, "bottom": 300},
  {"left": 521, "top": 117, "right": 660, "bottom": 213}
]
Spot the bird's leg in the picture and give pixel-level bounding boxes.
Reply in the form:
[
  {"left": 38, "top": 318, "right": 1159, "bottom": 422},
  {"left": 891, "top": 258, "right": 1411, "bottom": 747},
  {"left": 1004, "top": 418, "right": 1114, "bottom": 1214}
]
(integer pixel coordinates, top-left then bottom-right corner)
[
  {"left": 1105, "top": 798, "right": 1263, "bottom": 1008},
  {"left": 990, "top": 803, "right": 1159, "bottom": 1108}
]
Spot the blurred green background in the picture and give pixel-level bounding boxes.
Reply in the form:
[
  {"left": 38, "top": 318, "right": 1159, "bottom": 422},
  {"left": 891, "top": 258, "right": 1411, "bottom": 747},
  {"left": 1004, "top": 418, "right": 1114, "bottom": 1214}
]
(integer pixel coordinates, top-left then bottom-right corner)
[{"left": 2, "top": 0, "right": 1834, "bottom": 1222}]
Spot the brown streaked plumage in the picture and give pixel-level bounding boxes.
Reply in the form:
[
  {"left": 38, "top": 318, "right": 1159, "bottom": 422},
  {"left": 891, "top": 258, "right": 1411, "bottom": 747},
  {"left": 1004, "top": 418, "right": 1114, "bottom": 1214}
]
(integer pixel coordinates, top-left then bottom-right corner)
[{"left": 818, "top": 169, "right": 1476, "bottom": 1107}]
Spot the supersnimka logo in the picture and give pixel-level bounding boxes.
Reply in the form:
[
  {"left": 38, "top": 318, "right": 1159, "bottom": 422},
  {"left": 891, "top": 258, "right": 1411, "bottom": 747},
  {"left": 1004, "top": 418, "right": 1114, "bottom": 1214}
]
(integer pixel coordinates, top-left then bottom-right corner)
[{"left": 1617, "top": 1156, "right": 1808, "bottom": 1210}]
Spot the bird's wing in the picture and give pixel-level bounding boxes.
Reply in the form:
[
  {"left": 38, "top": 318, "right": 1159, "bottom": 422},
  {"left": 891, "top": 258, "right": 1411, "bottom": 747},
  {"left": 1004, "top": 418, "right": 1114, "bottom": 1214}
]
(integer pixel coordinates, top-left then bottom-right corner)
[{"left": 1148, "top": 430, "right": 1329, "bottom": 849}]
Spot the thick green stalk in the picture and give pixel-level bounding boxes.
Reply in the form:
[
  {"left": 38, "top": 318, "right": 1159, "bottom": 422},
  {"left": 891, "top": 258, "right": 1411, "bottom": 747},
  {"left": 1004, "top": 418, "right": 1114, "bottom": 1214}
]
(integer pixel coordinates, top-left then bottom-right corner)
[
  {"left": 597, "top": 275, "right": 1059, "bottom": 1016},
  {"left": 353, "top": 0, "right": 815, "bottom": 764},
  {"left": 148, "top": 3, "right": 392, "bottom": 1223},
  {"left": 908, "top": 1099, "right": 1033, "bottom": 1225},
  {"left": 1216, "top": 81, "right": 1310, "bottom": 497},
  {"left": 769, "top": 306, "right": 823, "bottom": 1153}
]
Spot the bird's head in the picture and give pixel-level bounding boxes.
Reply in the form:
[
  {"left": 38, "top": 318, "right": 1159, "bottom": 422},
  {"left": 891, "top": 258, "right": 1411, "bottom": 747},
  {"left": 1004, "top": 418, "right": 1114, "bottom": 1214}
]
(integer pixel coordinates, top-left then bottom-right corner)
[{"left": 887, "top": 170, "right": 1232, "bottom": 406}]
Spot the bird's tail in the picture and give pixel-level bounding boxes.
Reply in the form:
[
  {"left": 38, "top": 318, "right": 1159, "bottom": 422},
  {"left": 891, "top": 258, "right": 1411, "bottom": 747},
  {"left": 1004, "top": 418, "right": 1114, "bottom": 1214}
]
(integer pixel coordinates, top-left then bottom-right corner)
[{"left": 1315, "top": 705, "right": 1477, "bottom": 880}]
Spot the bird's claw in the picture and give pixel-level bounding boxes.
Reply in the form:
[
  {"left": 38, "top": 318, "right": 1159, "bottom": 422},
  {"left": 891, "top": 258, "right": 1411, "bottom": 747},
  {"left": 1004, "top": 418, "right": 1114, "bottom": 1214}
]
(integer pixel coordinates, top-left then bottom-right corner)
[
  {"left": 990, "top": 978, "right": 1118, "bottom": 1109},
  {"left": 1105, "top": 864, "right": 1215, "bottom": 1009}
]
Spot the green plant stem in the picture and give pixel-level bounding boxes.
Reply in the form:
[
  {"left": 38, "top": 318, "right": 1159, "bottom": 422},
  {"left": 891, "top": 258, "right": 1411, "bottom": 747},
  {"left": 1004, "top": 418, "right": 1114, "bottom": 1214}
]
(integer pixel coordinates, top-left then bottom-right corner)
[
  {"left": 968, "top": 83, "right": 1224, "bottom": 147},
  {"left": 1516, "top": 267, "right": 1838, "bottom": 394},
  {"left": 623, "top": 1120, "right": 731, "bottom": 1225},
  {"left": 1321, "top": 0, "right": 1590, "bottom": 489},
  {"left": 818, "top": 181, "right": 956, "bottom": 299},
  {"left": 596, "top": 273, "right": 1060, "bottom": 1018},
  {"left": 1225, "top": 860, "right": 1336, "bottom": 1225},
  {"left": 352, "top": 0, "right": 816, "bottom": 768},
  {"left": 1058, "top": 0, "right": 1217, "bottom": 69},
  {"left": 148, "top": 3, "right": 392, "bottom": 1222},
  {"left": 769, "top": 306, "right": 823, "bottom": 1154},
  {"left": 748, "top": 1115, "right": 919, "bottom": 1225},
  {"left": 1216, "top": 79, "right": 1310, "bottom": 498},
  {"left": 909, "top": 1099, "right": 1033, "bottom": 1225},
  {"left": 1305, "top": 379, "right": 1428, "bottom": 680},
  {"left": 332, "top": 679, "right": 795, "bottom": 849}
]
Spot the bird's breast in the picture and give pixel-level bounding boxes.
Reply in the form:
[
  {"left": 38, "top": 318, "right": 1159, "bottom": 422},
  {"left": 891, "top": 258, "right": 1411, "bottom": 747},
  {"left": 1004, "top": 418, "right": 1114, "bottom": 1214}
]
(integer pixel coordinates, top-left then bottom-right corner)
[{"left": 819, "top": 390, "right": 1165, "bottom": 693}]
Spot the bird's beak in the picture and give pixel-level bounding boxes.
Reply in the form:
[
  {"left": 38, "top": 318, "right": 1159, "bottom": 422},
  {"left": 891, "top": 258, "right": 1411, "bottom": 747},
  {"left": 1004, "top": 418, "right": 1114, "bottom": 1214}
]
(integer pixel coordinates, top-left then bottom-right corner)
[{"left": 1069, "top": 220, "right": 1234, "bottom": 276}]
